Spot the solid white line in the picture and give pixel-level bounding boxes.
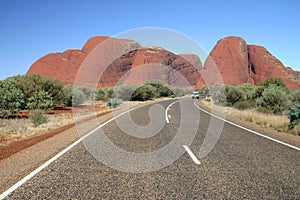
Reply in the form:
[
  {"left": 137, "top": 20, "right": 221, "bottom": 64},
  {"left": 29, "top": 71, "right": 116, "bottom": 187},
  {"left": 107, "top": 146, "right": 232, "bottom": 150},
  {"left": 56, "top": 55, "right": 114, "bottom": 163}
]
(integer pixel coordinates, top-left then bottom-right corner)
[
  {"left": 183, "top": 145, "right": 201, "bottom": 165},
  {"left": 193, "top": 101, "right": 300, "bottom": 151},
  {"left": 0, "top": 102, "right": 157, "bottom": 200}
]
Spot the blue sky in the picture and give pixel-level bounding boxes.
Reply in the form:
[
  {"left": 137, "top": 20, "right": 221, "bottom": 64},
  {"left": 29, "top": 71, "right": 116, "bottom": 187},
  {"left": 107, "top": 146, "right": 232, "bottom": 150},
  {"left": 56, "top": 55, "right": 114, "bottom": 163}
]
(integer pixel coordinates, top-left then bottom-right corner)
[{"left": 0, "top": 0, "right": 299, "bottom": 80}]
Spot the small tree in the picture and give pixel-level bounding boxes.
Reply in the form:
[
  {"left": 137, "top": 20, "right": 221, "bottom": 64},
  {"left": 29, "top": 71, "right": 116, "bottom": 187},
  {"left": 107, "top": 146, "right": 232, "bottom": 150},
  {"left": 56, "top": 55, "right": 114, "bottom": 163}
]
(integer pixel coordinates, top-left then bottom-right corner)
[
  {"left": 26, "top": 90, "right": 53, "bottom": 110},
  {"left": 0, "top": 80, "right": 24, "bottom": 117},
  {"left": 256, "top": 86, "right": 288, "bottom": 114}
]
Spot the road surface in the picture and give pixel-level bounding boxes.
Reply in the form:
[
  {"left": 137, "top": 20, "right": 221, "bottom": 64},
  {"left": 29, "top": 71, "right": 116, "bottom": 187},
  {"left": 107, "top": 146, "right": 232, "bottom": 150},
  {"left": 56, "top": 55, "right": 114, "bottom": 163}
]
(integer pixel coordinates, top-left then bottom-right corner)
[{"left": 2, "top": 99, "right": 299, "bottom": 199}]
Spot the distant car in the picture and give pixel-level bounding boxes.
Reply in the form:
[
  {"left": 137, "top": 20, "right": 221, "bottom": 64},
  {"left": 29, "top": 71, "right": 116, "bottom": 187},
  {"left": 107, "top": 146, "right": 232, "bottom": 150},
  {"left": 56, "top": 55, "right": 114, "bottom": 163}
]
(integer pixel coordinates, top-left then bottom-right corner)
[{"left": 192, "top": 91, "right": 199, "bottom": 99}]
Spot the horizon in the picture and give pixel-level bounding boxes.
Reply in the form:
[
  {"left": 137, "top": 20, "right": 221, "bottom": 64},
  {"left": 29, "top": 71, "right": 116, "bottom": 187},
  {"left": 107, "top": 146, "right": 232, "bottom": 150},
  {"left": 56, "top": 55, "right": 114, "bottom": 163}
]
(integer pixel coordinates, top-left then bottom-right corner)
[{"left": 0, "top": 0, "right": 299, "bottom": 80}]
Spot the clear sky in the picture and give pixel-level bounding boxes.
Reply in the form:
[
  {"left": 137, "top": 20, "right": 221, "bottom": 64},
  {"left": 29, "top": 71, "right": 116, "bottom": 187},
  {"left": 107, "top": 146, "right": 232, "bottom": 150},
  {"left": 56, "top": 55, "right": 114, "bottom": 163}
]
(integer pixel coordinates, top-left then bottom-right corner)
[{"left": 0, "top": 0, "right": 299, "bottom": 80}]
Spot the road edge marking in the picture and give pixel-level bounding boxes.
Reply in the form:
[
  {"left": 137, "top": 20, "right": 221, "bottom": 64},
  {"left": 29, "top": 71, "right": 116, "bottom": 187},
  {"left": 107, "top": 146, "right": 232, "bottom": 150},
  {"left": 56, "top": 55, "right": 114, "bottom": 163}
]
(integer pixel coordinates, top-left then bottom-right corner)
[
  {"left": 183, "top": 145, "right": 201, "bottom": 165},
  {"left": 193, "top": 101, "right": 300, "bottom": 151}
]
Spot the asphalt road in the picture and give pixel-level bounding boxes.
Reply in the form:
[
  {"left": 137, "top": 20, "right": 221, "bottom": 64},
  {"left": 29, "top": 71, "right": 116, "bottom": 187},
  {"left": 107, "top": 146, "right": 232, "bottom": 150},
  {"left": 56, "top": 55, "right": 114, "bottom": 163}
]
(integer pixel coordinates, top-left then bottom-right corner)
[{"left": 2, "top": 99, "right": 300, "bottom": 199}]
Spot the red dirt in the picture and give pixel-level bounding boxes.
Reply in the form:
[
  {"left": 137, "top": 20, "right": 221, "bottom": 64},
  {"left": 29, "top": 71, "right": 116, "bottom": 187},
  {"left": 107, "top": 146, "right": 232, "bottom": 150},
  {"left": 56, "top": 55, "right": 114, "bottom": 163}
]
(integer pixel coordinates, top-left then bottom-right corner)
[{"left": 0, "top": 108, "right": 111, "bottom": 161}]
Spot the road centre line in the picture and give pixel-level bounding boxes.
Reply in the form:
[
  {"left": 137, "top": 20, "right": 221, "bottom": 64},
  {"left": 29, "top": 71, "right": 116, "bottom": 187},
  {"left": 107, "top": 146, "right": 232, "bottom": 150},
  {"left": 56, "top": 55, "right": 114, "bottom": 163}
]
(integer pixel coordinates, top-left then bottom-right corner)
[
  {"left": 165, "top": 100, "right": 180, "bottom": 123},
  {"left": 193, "top": 101, "right": 300, "bottom": 151},
  {"left": 182, "top": 145, "right": 201, "bottom": 164}
]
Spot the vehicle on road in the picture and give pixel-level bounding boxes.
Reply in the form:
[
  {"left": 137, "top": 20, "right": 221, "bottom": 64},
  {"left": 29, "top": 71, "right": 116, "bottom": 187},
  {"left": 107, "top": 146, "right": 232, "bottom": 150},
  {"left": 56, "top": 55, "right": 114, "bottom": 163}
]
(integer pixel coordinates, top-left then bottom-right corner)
[{"left": 192, "top": 91, "right": 199, "bottom": 99}]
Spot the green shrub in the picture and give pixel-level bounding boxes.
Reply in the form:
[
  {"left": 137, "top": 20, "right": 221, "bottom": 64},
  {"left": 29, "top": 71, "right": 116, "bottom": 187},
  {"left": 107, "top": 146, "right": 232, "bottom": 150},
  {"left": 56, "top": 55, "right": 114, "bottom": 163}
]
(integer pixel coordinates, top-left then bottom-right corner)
[
  {"left": 144, "top": 80, "right": 172, "bottom": 97},
  {"left": 210, "top": 86, "right": 226, "bottom": 105},
  {"left": 63, "top": 86, "right": 86, "bottom": 107},
  {"left": 30, "top": 109, "right": 48, "bottom": 127},
  {"left": 78, "top": 86, "right": 94, "bottom": 99},
  {"left": 113, "top": 84, "right": 138, "bottom": 101},
  {"left": 285, "top": 103, "right": 300, "bottom": 128},
  {"left": 256, "top": 86, "right": 288, "bottom": 114},
  {"left": 288, "top": 90, "right": 300, "bottom": 105},
  {"left": 13, "top": 74, "right": 64, "bottom": 106},
  {"left": 0, "top": 79, "right": 24, "bottom": 118},
  {"left": 131, "top": 84, "right": 156, "bottom": 101},
  {"left": 170, "top": 87, "right": 190, "bottom": 97},
  {"left": 95, "top": 87, "right": 113, "bottom": 101},
  {"left": 258, "top": 77, "right": 286, "bottom": 88},
  {"left": 225, "top": 85, "right": 246, "bottom": 106},
  {"left": 238, "top": 83, "right": 255, "bottom": 100},
  {"left": 26, "top": 90, "right": 53, "bottom": 110},
  {"left": 107, "top": 98, "right": 122, "bottom": 108}
]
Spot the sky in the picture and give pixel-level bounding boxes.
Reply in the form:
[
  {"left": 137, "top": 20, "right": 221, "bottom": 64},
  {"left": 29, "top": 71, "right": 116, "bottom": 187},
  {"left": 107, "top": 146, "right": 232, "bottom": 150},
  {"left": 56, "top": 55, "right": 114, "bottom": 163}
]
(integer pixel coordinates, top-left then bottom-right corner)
[{"left": 0, "top": 0, "right": 299, "bottom": 80}]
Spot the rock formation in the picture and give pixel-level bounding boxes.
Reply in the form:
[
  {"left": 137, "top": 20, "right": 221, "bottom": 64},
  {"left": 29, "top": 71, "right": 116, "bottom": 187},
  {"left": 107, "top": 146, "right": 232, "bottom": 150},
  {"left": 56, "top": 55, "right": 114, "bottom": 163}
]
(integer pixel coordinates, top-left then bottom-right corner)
[
  {"left": 27, "top": 35, "right": 300, "bottom": 89},
  {"left": 204, "top": 36, "right": 300, "bottom": 88}
]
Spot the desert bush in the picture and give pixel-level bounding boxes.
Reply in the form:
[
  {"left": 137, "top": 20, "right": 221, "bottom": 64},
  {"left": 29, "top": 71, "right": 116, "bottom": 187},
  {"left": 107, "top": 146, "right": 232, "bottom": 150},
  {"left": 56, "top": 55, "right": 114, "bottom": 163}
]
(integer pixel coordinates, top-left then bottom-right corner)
[
  {"left": 107, "top": 98, "right": 122, "bottom": 108},
  {"left": 26, "top": 90, "right": 53, "bottom": 110},
  {"left": 238, "top": 83, "right": 256, "bottom": 100},
  {"left": 258, "top": 77, "right": 286, "bottom": 88},
  {"left": 113, "top": 84, "right": 138, "bottom": 101},
  {"left": 210, "top": 86, "right": 226, "bottom": 105},
  {"left": 63, "top": 86, "right": 86, "bottom": 107},
  {"left": 144, "top": 80, "right": 172, "bottom": 97},
  {"left": 170, "top": 86, "right": 189, "bottom": 97},
  {"left": 131, "top": 84, "right": 157, "bottom": 101},
  {"left": 95, "top": 88, "right": 107, "bottom": 101},
  {"left": 285, "top": 103, "right": 300, "bottom": 129},
  {"left": 0, "top": 79, "right": 24, "bottom": 118},
  {"left": 256, "top": 86, "right": 288, "bottom": 114},
  {"left": 95, "top": 87, "right": 113, "bottom": 101},
  {"left": 78, "top": 86, "right": 94, "bottom": 99},
  {"left": 13, "top": 74, "right": 64, "bottom": 106},
  {"left": 225, "top": 85, "right": 246, "bottom": 106},
  {"left": 288, "top": 90, "right": 300, "bottom": 105},
  {"left": 30, "top": 109, "right": 49, "bottom": 127}
]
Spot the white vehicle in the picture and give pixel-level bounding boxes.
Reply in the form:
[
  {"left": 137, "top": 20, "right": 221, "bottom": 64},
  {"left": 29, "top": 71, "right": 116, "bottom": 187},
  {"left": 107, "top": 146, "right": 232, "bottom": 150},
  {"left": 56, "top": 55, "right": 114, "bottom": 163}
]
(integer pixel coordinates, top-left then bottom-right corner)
[{"left": 192, "top": 91, "right": 199, "bottom": 99}]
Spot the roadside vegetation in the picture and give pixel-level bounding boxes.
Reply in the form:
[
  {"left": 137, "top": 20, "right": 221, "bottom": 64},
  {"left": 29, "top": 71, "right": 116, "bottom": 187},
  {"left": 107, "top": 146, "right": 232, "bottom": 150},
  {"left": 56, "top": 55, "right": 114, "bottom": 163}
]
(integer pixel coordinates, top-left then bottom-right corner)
[
  {"left": 0, "top": 75, "right": 190, "bottom": 146},
  {"left": 205, "top": 77, "right": 300, "bottom": 135}
]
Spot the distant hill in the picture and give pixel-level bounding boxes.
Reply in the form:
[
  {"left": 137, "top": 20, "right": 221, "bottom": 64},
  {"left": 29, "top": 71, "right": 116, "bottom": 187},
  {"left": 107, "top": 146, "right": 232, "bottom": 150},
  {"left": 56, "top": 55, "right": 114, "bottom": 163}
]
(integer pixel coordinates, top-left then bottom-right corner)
[{"left": 26, "top": 36, "right": 300, "bottom": 89}]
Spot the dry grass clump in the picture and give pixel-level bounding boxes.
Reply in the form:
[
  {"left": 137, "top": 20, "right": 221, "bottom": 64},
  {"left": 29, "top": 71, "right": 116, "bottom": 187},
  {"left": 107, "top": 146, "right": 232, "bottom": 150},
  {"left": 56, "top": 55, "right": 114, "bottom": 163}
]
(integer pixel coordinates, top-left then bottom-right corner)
[
  {"left": 290, "top": 124, "right": 300, "bottom": 136},
  {"left": 228, "top": 108, "right": 290, "bottom": 132},
  {"left": 200, "top": 99, "right": 290, "bottom": 133},
  {"left": 0, "top": 113, "right": 73, "bottom": 144}
]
